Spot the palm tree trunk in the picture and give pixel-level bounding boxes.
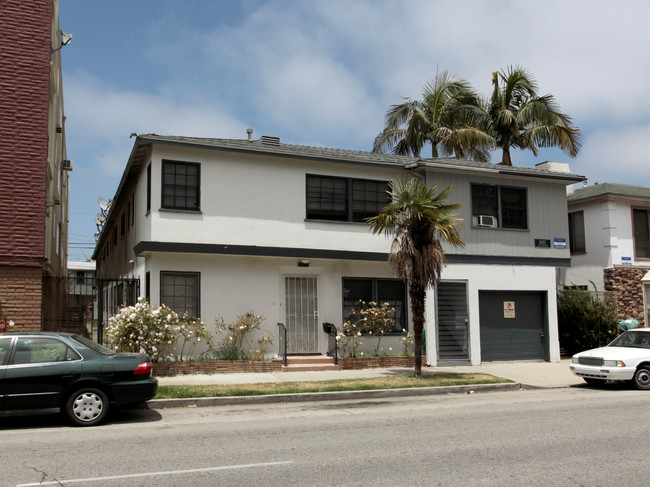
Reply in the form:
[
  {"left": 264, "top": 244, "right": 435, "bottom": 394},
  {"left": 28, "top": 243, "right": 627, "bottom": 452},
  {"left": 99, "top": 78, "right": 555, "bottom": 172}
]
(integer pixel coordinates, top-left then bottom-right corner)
[
  {"left": 409, "top": 282, "right": 426, "bottom": 378},
  {"left": 500, "top": 147, "right": 512, "bottom": 166}
]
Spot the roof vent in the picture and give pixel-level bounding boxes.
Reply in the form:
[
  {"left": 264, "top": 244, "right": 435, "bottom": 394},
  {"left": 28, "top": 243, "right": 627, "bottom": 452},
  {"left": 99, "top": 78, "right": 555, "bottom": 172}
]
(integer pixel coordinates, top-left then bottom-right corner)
[
  {"left": 260, "top": 135, "right": 280, "bottom": 146},
  {"left": 246, "top": 128, "right": 253, "bottom": 141}
]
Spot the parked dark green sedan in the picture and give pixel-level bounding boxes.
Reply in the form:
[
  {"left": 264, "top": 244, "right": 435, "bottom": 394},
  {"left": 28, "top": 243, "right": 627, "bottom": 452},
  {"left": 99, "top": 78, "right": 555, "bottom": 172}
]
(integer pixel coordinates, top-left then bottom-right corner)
[{"left": 0, "top": 332, "right": 158, "bottom": 426}]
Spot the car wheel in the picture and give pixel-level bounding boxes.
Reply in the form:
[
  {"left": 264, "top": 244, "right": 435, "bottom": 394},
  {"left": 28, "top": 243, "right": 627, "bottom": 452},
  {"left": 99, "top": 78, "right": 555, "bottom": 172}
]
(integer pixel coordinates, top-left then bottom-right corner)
[
  {"left": 633, "top": 367, "right": 650, "bottom": 390},
  {"left": 583, "top": 378, "right": 605, "bottom": 387},
  {"left": 65, "top": 388, "right": 109, "bottom": 426}
]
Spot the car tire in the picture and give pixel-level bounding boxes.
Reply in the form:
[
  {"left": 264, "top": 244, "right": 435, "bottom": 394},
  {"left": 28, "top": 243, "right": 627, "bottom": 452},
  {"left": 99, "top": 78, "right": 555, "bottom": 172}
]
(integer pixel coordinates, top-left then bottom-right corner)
[
  {"left": 65, "top": 388, "right": 109, "bottom": 426},
  {"left": 633, "top": 366, "right": 650, "bottom": 390},
  {"left": 583, "top": 378, "right": 605, "bottom": 387}
]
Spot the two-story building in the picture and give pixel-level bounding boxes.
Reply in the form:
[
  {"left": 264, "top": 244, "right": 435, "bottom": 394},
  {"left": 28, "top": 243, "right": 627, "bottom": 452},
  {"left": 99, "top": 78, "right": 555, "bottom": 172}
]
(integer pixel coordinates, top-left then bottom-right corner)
[
  {"left": 93, "top": 133, "right": 583, "bottom": 364},
  {"left": 561, "top": 182, "right": 650, "bottom": 325}
]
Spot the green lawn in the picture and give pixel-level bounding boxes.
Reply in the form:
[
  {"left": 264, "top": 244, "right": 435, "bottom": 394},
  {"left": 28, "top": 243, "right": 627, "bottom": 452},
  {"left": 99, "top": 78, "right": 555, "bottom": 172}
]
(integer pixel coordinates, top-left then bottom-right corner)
[{"left": 155, "top": 373, "right": 511, "bottom": 399}]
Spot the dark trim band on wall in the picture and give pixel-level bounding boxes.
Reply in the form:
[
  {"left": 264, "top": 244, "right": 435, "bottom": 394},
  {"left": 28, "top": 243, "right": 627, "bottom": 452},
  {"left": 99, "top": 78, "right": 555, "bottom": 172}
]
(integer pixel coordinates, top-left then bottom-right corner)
[{"left": 134, "top": 241, "right": 572, "bottom": 267}]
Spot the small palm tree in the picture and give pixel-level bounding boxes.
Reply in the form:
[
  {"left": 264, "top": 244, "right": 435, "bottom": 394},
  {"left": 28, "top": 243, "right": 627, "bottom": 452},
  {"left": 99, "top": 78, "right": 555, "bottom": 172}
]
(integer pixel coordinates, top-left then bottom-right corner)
[
  {"left": 368, "top": 177, "right": 465, "bottom": 378},
  {"left": 373, "top": 71, "right": 493, "bottom": 161},
  {"left": 487, "top": 65, "right": 582, "bottom": 166}
]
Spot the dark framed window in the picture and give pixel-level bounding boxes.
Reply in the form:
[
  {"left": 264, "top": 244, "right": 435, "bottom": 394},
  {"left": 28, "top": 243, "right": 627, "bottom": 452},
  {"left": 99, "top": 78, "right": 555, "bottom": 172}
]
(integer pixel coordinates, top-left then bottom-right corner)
[
  {"left": 568, "top": 211, "right": 586, "bottom": 253},
  {"left": 342, "top": 278, "right": 406, "bottom": 333},
  {"left": 162, "top": 160, "right": 200, "bottom": 211},
  {"left": 146, "top": 163, "right": 151, "bottom": 213},
  {"left": 306, "top": 175, "right": 390, "bottom": 222},
  {"left": 160, "top": 271, "right": 200, "bottom": 317},
  {"left": 471, "top": 184, "right": 527, "bottom": 229},
  {"left": 633, "top": 209, "right": 650, "bottom": 259}
]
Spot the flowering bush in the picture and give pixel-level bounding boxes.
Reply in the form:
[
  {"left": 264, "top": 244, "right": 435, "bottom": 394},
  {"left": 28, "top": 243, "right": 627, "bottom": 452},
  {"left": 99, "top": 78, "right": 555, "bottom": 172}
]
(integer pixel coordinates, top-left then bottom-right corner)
[
  {"left": 177, "top": 314, "right": 214, "bottom": 361},
  {"left": 400, "top": 329, "right": 414, "bottom": 356},
  {"left": 336, "top": 319, "right": 365, "bottom": 358},
  {"left": 106, "top": 298, "right": 179, "bottom": 361},
  {"left": 213, "top": 311, "right": 274, "bottom": 360},
  {"left": 1, "top": 317, "right": 15, "bottom": 333},
  {"left": 337, "top": 301, "right": 395, "bottom": 357}
]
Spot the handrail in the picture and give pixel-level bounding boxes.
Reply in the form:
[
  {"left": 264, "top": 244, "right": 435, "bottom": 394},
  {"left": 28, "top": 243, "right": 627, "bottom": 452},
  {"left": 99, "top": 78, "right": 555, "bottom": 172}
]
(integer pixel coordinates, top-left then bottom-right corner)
[
  {"left": 323, "top": 322, "right": 338, "bottom": 365},
  {"left": 277, "top": 322, "right": 287, "bottom": 366}
]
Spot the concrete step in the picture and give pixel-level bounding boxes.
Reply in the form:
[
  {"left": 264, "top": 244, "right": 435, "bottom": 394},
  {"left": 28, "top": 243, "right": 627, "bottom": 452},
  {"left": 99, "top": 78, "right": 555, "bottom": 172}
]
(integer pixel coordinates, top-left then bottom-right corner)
[{"left": 280, "top": 355, "right": 340, "bottom": 372}]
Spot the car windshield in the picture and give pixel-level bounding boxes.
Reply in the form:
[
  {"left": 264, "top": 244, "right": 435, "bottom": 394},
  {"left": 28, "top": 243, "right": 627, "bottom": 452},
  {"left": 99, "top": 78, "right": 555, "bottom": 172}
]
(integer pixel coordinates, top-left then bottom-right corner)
[
  {"left": 609, "top": 331, "right": 650, "bottom": 349},
  {"left": 71, "top": 335, "right": 116, "bottom": 355}
]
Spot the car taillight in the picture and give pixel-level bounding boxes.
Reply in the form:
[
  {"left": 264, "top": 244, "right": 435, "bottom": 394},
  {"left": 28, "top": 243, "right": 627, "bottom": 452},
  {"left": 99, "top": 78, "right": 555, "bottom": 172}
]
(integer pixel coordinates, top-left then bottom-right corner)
[{"left": 134, "top": 361, "right": 152, "bottom": 375}]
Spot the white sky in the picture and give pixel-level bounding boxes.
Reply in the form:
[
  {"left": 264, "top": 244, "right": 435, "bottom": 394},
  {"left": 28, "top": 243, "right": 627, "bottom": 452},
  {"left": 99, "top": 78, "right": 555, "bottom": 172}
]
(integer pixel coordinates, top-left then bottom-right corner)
[{"left": 59, "top": 0, "right": 650, "bottom": 261}]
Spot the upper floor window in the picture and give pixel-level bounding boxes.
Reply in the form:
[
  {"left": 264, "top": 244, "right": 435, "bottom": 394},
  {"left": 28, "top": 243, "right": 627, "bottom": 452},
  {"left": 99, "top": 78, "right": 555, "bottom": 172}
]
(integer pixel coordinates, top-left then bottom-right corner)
[
  {"left": 633, "top": 208, "right": 650, "bottom": 259},
  {"left": 306, "top": 175, "right": 390, "bottom": 222},
  {"left": 162, "top": 160, "right": 200, "bottom": 211},
  {"left": 471, "top": 184, "right": 527, "bottom": 229},
  {"left": 568, "top": 211, "right": 586, "bottom": 253}
]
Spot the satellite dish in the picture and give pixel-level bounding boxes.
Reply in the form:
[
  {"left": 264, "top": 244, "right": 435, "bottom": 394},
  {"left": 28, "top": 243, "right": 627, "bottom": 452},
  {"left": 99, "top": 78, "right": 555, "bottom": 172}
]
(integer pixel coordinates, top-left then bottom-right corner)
[
  {"left": 97, "top": 198, "right": 111, "bottom": 211},
  {"left": 96, "top": 213, "right": 106, "bottom": 222},
  {"left": 93, "top": 217, "right": 102, "bottom": 226},
  {"left": 94, "top": 233, "right": 100, "bottom": 241}
]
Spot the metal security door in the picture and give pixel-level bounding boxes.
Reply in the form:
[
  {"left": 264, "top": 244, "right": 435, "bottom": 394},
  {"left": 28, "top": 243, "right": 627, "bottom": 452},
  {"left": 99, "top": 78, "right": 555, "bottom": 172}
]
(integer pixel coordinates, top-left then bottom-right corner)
[
  {"left": 285, "top": 276, "right": 319, "bottom": 353},
  {"left": 436, "top": 281, "right": 470, "bottom": 363}
]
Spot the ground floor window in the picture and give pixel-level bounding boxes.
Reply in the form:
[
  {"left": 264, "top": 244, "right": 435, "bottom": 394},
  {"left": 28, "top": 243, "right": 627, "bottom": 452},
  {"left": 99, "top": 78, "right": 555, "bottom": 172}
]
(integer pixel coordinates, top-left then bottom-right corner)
[
  {"left": 342, "top": 278, "right": 406, "bottom": 333},
  {"left": 160, "top": 271, "right": 200, "bottom": 318}
]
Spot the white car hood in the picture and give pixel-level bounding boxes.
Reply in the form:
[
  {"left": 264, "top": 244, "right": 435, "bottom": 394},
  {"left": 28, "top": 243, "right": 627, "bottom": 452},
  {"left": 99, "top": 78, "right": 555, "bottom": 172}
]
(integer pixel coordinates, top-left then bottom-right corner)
[{"left": 576, "top": 346, "right": 650, "bottom": 360}]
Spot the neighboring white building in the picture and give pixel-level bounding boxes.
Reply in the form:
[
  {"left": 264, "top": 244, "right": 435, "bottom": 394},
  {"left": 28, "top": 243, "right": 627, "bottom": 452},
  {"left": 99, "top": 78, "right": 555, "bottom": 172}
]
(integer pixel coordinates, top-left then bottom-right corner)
[
  {"left": 93, "top": 134, "right": 584, "bottom": 364},
  {"left": 561, "top": 182, "right": 650, "bottom": 325}
]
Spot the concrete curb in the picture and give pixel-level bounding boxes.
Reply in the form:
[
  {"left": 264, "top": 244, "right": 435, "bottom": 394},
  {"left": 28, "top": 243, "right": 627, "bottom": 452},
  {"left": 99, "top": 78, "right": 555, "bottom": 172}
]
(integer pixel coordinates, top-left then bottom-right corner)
[{"left": 147, "top": 382, "right": 524, "bottom": 409}]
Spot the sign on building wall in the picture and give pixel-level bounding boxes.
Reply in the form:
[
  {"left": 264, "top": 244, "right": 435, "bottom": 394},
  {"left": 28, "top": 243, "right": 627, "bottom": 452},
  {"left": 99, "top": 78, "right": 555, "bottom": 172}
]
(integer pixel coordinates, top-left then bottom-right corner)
[
  {"left": 535, "top": 239, "right": 551, "bottom": 248},
  {"left": 553, "top": 238, "right": 567, "bottom": 249},
  {"left": 622, "top": 257, "right": 632, "bottom": 265},
  {"left": 504, "top": 301, "right": 516, "bottom": 318}
]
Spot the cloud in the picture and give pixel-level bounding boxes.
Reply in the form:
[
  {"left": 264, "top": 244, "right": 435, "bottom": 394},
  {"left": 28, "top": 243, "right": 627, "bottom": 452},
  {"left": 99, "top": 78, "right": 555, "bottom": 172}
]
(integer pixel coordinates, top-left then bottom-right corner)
[{"left": 573, "top": 124, "right": 650, "bottom": 186}]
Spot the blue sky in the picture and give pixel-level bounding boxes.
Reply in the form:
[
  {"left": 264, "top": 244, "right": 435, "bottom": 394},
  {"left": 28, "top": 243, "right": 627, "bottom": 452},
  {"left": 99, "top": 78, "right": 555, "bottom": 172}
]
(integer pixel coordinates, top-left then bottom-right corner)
[{"left": 59, "top": 0, "right": 650, "bottom": 262}]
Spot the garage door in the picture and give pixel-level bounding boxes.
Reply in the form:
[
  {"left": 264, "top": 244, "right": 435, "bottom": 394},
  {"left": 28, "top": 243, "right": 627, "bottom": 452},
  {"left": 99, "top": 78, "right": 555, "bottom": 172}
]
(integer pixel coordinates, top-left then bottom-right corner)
[{"left": 479, "top": 291, "right": 546, "bottom": 361}]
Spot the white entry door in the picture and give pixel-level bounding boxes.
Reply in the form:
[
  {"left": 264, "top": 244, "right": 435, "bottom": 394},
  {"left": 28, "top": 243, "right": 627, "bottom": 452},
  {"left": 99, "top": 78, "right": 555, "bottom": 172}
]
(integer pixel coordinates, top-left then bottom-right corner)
[{"left": 284, "top": 276, "right": 319, "bottom": 353}]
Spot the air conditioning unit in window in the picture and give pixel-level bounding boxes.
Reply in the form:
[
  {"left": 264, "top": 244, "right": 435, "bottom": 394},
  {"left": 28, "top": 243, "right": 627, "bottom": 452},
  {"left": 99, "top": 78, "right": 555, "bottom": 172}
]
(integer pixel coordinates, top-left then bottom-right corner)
[
  {"left": 477, "top": 215, "right": 497, "bottom": 227},
  {"left": 62, "top": 159, "right": 73, "bottom": 171}
]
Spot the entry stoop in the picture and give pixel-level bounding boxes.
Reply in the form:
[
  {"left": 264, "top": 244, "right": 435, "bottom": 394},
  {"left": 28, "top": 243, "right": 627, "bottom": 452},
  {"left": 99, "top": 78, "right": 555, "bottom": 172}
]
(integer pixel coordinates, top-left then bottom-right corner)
[{"left": 281, "top": 355, "right": 340, "bottom": 372}]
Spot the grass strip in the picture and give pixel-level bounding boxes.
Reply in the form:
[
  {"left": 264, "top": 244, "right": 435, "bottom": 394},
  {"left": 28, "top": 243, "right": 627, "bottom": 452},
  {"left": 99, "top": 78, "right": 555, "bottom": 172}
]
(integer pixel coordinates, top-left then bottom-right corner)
[{"left": 155, "top": 373, "right": 511, "bottom": 399}]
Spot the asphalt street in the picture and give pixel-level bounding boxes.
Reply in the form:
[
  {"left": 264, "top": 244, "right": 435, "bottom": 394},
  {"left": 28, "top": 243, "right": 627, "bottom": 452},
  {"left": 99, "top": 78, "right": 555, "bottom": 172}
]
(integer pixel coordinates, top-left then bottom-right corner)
[{"left": 2, "top": 384, "right": 648, "bottom": 487}]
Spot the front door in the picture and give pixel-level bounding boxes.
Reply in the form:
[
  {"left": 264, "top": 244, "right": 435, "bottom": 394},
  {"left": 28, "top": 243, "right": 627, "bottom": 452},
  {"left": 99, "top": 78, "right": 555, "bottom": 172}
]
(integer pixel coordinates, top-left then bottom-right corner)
[
  {"left": 436, "top": 281, "right": 470, "bottom": 363},
  {"left": 284, "top": 276, "right": 319, "bottom": 353}
]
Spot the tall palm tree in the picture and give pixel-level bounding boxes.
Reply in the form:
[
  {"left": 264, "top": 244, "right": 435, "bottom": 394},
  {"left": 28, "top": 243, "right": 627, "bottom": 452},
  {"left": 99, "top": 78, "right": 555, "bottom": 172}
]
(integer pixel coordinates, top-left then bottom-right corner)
[
  {"left": 368, "top": 178, "right": 465, "bottom": 378},
  {"left": 373, "top": 71, "right": 493, "bottom": 161},
  {"left": 487, "top": 66, "right": 582, "bottom": 166}
]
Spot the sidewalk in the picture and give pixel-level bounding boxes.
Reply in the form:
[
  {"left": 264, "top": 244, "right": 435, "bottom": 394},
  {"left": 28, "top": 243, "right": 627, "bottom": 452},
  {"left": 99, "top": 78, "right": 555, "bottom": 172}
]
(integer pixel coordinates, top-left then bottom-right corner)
[{"left": 155, "top": 359, "right": 582, "bottom": 389}]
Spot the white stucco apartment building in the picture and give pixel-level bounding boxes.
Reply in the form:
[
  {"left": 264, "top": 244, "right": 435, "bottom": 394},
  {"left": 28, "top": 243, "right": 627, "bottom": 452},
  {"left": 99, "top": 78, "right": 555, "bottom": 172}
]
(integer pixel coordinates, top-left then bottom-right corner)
[
  {"left": 561, "top": 183, "right": 650, "bottom": 325},
  {"left": 93, "top": 134, "right": 583, "bottom": 364}
]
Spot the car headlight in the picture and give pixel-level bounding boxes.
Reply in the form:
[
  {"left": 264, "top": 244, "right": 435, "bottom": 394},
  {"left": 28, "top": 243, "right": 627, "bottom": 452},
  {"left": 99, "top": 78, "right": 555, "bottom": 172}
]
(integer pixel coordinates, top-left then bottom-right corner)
[
  {"left": 572, "top": 357, "right": 579, "bottom": 364},
  {"left": 603, "top": 360, "right": 626, "bottom": 367}
]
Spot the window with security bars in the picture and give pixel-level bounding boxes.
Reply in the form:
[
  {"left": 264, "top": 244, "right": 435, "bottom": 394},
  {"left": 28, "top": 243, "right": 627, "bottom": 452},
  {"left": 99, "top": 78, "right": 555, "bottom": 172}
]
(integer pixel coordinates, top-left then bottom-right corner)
[
  {"left": 471, "top": 184, "right": 528, "bottom": 229},
  {"left": 160, "top": 272, "right": 200, "bottom": 318},
  {"left": 306, "top": 175, "right": 390, "bottom": 222},
  {"left": 342, "top": 278, "right": 406, "bottom": 333},
  {"left": 162, "top": 160, "right": 200, "bottom": 211}
]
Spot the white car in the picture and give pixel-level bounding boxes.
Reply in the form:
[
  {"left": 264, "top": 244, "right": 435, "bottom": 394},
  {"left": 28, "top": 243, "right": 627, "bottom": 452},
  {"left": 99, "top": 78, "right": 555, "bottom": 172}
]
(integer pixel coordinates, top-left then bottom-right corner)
[{"left": 570, "top": 328, "right": 650, "bottom": 390}]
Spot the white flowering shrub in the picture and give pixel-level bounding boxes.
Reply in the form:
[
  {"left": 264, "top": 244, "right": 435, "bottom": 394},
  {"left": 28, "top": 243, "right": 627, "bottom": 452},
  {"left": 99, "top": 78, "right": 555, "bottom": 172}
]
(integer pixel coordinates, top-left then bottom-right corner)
[
  {"left": 213, "top": 311, "right": 274, "bottom": 360},
  {"left": 337, "top": 301, "right": 395, "bottom": 357},
  {"left": 400, "top": 329, "right": 414, "bottom": 356},
  {"left": 177, "top": 314, "right": 214, "bottom": 361},
  {"left": 106, "top": 298, "right": 180, "bottom": 361}
]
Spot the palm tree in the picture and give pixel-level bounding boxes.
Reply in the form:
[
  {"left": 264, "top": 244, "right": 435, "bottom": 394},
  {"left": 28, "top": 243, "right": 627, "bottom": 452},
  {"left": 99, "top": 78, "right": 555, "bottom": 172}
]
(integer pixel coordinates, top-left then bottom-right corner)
[
  {"left": 373, "top": 71, "right": 493, "bottom": 161},
  {"left": 368, "top": 177, "right": 465, "bottom": 378},
  {"left": 487, "top": 66, "right": 582, "bottom": 166}
]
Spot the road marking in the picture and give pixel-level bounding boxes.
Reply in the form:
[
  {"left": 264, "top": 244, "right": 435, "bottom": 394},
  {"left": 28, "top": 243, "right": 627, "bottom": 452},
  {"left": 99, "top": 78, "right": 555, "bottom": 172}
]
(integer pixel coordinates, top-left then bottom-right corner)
[{"left": 16, "top": 461, "right": 294, "bottom": 486}]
